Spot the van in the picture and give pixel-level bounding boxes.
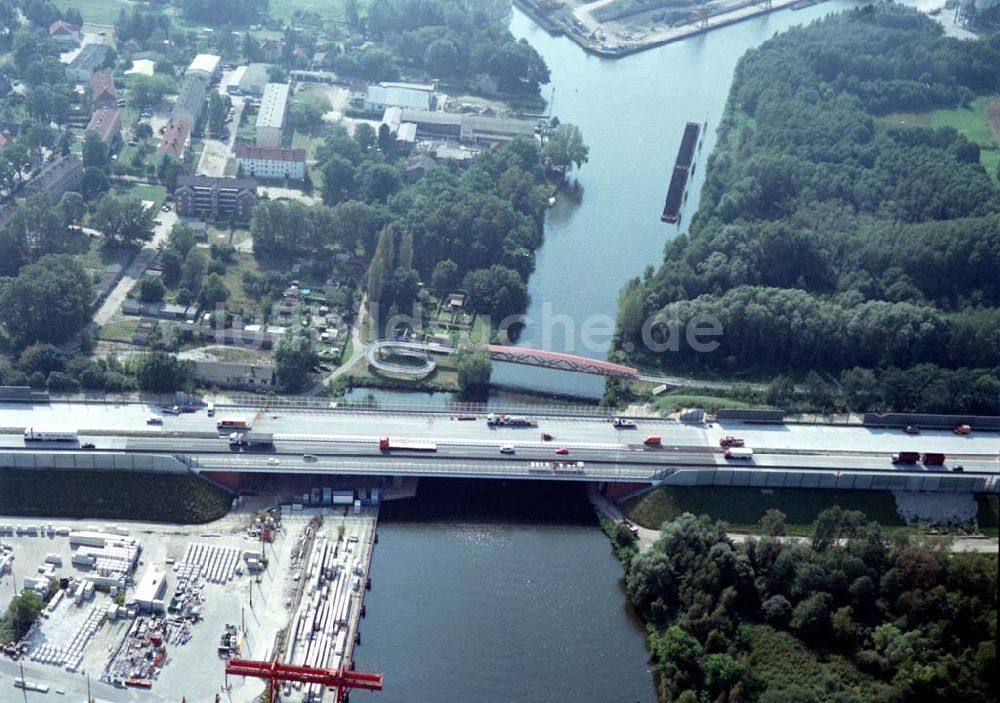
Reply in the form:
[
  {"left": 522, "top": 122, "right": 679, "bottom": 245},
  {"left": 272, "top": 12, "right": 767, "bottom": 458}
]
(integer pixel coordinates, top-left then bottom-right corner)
[{"left": 206, "top": 402, "right": 215, "bottom": 417}]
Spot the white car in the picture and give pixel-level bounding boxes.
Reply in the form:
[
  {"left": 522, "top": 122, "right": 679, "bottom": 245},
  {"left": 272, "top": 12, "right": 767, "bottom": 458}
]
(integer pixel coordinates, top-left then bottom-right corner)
[
  {"left": 499, "top": 444, "right": 515, "bottom": 454},
  {"left": 266, "top": 458, "right": 280, "bottom": 465}
]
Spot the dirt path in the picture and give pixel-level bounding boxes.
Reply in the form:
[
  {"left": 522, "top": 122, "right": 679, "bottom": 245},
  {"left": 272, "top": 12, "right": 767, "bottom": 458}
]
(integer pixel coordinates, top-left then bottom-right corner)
[{"left": 986, "top": 98, "right": 1000, "bottom": 145}]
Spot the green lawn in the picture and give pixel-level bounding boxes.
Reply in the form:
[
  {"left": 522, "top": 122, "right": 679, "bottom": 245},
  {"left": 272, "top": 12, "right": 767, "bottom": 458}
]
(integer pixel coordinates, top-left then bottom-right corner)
[
  {"left": 931, "top": 95, "right": 996, "bottom": 146},
  {"left": 97, "top": 317, "right": 139, "bottom": 343},
  {"left": 622, "top": 486, "right": 908, "bottom": 535},
  {"left": 269, "top": 0, "right": 368, "bottom": 21},
  {"left": 53, "top": 0, "right": 128, "bottom": 25},
  {"left": 114, "top": 182, "right": 168, "bottom": 207}
]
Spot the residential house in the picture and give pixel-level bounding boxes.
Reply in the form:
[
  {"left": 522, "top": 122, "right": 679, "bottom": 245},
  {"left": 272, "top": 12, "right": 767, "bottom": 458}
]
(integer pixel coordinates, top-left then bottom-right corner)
[
  {"left": 86, "top": 107, "right": 122, "bottom": 152},
  {"left": 172, "top": 73, "right": 209, "bottom": 125},
  {"left": 17, "top": 155, "right": 82, "bottom": 203},
  {"left": 174, "top": 175, "right": 258, "bottom": 221},
  {"left": 235, "top": 145, "right": 306, "bottom": 181},
  {"left": 156, "top": 116, "right": 191, "bottom": 164},
  {"left": 259, "top": 39, "right": 283, "bottom": 63},
  {"left": 49, "top": 20, "right": 80, "bottom": 45},
  {"left": 185, "top": 54, "right": 221, "bottom": 82},
  {"left": 193, "top": 361, "right": 279, "bottom": 390},
  {"left": 89, "top": 72, "right": 118, "bottom": 108},
  {"left": 256, "top": 83, "right": 289, "bottom": 147}
]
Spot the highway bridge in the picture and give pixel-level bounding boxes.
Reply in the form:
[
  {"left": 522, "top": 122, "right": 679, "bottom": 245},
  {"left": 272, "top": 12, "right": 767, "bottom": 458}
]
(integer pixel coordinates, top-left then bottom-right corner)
[{"left": 0, "top": 400, "right": 997, "bottom": 493}]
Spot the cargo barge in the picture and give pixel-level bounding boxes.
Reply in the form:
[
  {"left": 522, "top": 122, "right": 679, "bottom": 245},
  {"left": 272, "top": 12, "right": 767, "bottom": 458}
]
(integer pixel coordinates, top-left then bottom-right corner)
[{"left": 661, "top": 121, "right": 704, "bottom": 224}]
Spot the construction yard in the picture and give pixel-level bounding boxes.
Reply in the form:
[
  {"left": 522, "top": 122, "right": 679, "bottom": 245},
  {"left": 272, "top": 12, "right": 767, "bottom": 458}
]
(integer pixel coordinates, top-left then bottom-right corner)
[{"left": 0, "top": 495, "right": 379, "bottom": 702}]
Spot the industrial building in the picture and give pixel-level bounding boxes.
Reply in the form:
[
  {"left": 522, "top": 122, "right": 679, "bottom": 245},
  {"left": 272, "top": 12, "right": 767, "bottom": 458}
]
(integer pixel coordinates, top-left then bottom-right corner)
[
  {"left": 236, "top": 144, "right": 307, "bottom": 180},
  {"left": 256, "top": 83, "right": 290, "bottom": 147},
  {"left": 236, "top": 63, "right": 271, "bottom": 96},
  {"left": 185, "top": 53, "right": 221, "bottom": 81},
  {"left": 174, "top": 175, "right": 258, "bottom": 222},
  {"left": 396, "top": 109, "right": 538, "bottom": 144},
  {"left": 134, "top": 565, "right": 168, "bottom": 613},
  {"left": 193, "top": 360, "right": 278, "bottom": 389},
  {"left": 364, "top": 82, "right": 434, "bottom": 112},
  {"left": 64, "top": 43, "right": 110, "bottom": 82}
]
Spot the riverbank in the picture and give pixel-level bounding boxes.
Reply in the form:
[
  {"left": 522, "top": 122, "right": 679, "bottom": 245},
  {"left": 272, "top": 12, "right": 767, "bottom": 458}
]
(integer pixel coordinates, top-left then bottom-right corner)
[{"left": 514, "top": 0, "right": 828, "bottom": 58}]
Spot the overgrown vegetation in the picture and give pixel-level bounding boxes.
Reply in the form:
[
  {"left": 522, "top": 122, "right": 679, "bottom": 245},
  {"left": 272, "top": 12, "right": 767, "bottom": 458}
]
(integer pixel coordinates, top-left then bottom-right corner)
[
  {"left": 0, "top": 469, "right": 232, "bottom": 523},
  {"left": 615, "top": 7, "right": 1000, "bottom": 414},
  {"left": 617, "top": 509, "right": 997, "bottom": 702},
  {"left": 0, "top": 590, "right": 44, "bottom": 645}
]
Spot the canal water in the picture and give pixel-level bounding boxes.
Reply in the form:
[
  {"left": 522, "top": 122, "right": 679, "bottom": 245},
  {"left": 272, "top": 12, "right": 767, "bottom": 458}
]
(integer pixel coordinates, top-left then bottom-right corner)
[
  {"left": 352, "top": 480, "right": 656, "bottom": 703},
  {"left": 354, "top": 3, "right": 858, "bottom": 700},
  {"left": 493, "top": 0, "right": 856, "bottom": 398}
]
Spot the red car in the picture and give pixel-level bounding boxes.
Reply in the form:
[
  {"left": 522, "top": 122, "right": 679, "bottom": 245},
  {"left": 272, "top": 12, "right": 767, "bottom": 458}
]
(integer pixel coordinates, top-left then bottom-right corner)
[
  {"left": 719, "top": 436, "right": 745, "bottom": 448},
  {"left": 555, "top": 447, "right": 569, "bottom": 455}
]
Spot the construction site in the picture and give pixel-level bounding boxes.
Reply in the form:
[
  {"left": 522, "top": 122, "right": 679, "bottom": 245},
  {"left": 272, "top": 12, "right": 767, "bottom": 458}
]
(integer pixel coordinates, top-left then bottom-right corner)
[
  {"left": 0, "top": 491, "right": 383, "bottom": 703},
  {"left": 514, "top": 0, "right": 829, "bottom": 56}
]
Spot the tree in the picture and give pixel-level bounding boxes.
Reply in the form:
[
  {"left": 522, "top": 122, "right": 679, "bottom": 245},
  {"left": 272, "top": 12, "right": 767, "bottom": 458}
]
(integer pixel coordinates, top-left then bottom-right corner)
[
  {"left": 462, "top": 265, "right": 528, "bottom": 322},
  {"left": 353, "top": 123, "right": 377, "bottom": 153},
  {"left": 0, "top": 591, "right": 43, "bottom": 644},
  {"left": 542, "top": 123, "right": 588, "bottom": 174},
  {"left": 0, "top": 255, "right": 93, "bottom": 348},
  {"left": 58, "top": 191, "right": 85, "bottom": 226},
  {"left": 139, "top": 276, "right": 165, "bottom": 302},
  {"left": 760, "top": 509, "right": 786, "bottom": 537},
  {"left": 134, "top": 122, "right": 154, "bottom": 142},
  {"left": 199, "top": 273, "right": 229, "bottom": 307},
  {"left": 320, "top": 155, "right": 356, "bottom": 206},
  {"left": 91, "top": 193, "right": 155, "bottom": 245},
  {"left": 456, "top": 346, "right": 492, "bottom": 397},
  {"left": 18, "top": 343, "right": 65, "bottom": 376},
  {"left": 181, "top": 248, "right": 207, "bottom": 292},
  {"left": 80, "top": 167, "right": 110, "bottom": 202},
  {"left": 345, "top": 0, "right": 360, "bottom": 28},
  {"left": 357, "top": 162, "right": 401, "bottom": 203},
  {"left": 431, "top": 259, "right": 458, "bottom": 291},
  {"left": 290, "top": 93, "right": 330, "bottom": 133},
  {"left": 790, "top": 592, "right": 833, "bottom": 639},
  {"left": 128, "top": 73, "right": 176, "bottom": 107},
  {"left": 135, "top": 351, "right": 193, "bottom": 392},
  {"left": 81, "top": 130, "right": 108, "bottom": 168},
  {"left": 425, "top": 38, "right": 459, "bottom": 77},
  {"left": 275, "top": 328, "right": 318, "bottom": 392},
  {"left": 762, "top": 594, "right": 793, "bottom": 627}
]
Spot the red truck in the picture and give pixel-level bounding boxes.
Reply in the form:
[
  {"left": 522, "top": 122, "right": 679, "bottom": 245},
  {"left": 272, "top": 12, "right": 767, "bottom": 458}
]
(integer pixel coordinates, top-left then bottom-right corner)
[
  {"left": 891, "top": 451, "right": 920, "bottom": 464},
  {"left": 922, "top": 453, "right": 946, "bottom": 466},
  {"left": 378, "top": 437, "right": 437, "bottom": 452},
  {"left": 719, "top": 436, "right": 745, "bottom": 448}
]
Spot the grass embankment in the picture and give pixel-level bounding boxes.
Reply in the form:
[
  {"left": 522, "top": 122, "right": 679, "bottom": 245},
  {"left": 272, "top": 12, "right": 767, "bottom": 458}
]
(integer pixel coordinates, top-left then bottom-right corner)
[
  {"left": 0, "top": 469, "right": 232, "bottom": 523},
  {"left": 976, "top": 494, "right": 999, "bottom": 537},
  {"left": 743, "top": 624, "right": 893, "bottom": 700},
  {"left": 622, "top": 487, "right": 907, "bottom": 535}
]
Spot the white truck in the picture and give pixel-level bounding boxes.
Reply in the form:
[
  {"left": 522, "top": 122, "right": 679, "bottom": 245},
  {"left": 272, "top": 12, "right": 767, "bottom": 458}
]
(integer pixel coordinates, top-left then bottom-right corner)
[
  {"left": 23, "top": 428, "right": 78, "bottom": 442},
  {"left": 229, "top": 432, "right": 274, "bottom": 448},
  {"left": 724, "top": 447, "right": 754, "bottom": 460}
]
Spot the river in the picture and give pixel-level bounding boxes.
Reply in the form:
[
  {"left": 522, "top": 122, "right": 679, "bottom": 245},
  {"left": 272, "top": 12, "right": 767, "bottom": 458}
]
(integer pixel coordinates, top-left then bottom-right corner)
[
  {"left": 353, "top": 3, "right": 860, "bottom": 700},
  {"left": 493, "top": 0, "right": 856, "bottom": 399}
]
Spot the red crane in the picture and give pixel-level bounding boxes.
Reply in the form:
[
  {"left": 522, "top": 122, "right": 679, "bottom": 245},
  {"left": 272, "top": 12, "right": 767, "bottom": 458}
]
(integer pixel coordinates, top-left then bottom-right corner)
[{"left": 226, "top": 657, "right": 383, "bottom": 703}]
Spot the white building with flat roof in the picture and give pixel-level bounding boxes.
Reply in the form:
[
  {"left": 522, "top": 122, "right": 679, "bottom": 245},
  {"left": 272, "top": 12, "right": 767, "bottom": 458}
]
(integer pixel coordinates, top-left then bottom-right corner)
[
  {"left": 256, "top": 82, "right": 289, "bottom": 147},
  {"left": 364, "top": 83, "right": 433, "bottom": 112},
  {"left": 134, "top": 565, "right": 167, "bottom": 613},
  {"left": 186, "top": 53, "right": 221, "bottom": 80}
]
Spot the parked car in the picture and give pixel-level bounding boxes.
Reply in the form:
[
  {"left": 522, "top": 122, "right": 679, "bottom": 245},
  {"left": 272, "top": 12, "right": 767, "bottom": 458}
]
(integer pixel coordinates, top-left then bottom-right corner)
[{"left": 161, "top": 204, "right": 170, "bottom": 212}]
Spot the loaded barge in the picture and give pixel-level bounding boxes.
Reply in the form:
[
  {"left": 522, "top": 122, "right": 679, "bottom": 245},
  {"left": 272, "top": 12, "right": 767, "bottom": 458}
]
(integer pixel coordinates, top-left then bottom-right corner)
[{"left": 661, "top": 121, "right": 704, "bottom": 224}]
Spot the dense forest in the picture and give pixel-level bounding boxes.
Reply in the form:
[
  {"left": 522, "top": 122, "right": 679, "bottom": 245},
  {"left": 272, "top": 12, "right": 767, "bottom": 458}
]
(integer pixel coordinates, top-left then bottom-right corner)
[
  {"left": 615, "top": 7, "right": 1000, "bottom": 412},
  {"left": 610, "top": 510, "right": 997, "bottom": 702},
  {"left": 336, "top": 0, "right": 550, "bottom": 95}
]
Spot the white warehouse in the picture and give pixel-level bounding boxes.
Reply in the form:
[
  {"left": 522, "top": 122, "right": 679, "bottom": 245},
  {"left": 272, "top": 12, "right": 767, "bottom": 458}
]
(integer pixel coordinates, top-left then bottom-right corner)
[
  {"left": 236, "top": 145, "right": 307, "bottom": 181},
  {"left": 256, "top": 82, "right": 290, "bottom": 147}
]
